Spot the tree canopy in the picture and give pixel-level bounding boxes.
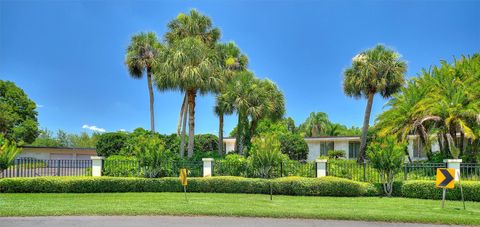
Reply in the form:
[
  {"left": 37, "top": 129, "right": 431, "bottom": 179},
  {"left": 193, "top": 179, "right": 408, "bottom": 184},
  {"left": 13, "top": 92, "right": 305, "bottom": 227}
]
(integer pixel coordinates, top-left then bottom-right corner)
[{"left": 0, "top": 80, "right": 39, "bottom": 144}]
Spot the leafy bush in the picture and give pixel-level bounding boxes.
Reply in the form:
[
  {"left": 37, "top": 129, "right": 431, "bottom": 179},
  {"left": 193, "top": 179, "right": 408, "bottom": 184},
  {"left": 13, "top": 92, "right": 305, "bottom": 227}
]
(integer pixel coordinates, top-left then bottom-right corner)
[
  {"left": 214, "top": 154, "right": 248, "bottom": 177},
  {"left": 189, "top": 151, "right": 221, "bottom": 162},
  {"left": 96, "top": 132, "right": 128, "bottom": 157},
  {"left": 194, "top": 134, "right": 218, "bottom": 153},
  {"left": 0, "top": 176, "right": 374, "bottom": 196},
  {"left": 249, "top": 133, "right": 284, "bottom": 178},
  {"left": 134, "top": 136, "right": 179, "bottom": 178},
  {"left": 103, "top": 155, "right": 140, "bottom": 177},
  {"left": 279, "top": 133, "right": 308, "bottom": 161},
  {"left": 328, "top": 150, "right": 345, "bottom": 159},
  {"left": 0, "top": 135, "right": 21, "bottom": 172},
  {"left": 401, "top": 180, "right": 480, "bottom": 201},
  {"left": 367, "top": 136, "right": 406, "bottom": 196}
]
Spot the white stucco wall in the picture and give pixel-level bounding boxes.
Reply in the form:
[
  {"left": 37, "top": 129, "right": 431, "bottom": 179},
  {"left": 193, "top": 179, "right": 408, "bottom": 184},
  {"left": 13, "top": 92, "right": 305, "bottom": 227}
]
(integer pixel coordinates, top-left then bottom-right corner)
[{"left": 224, "top": 139, "right": 236, "bottom": 153}]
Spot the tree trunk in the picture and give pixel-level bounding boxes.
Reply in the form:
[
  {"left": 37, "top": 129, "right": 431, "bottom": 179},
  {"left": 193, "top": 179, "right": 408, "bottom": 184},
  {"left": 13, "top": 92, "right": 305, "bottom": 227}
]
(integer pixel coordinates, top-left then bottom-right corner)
[
  {"left": 218, "top": 113, "right": 224, "bottom": 156},
  {"left": 236, "top": 112, "right": 244, "bottom": 154},
  {"left": 177, "top": 94, "right": 187, "bottom": 135},
  {"left": 187, "top": 90, "right": 196, "bottom": 158},
  {"left": 180, "top": 101, "right": 188, "bottom": 158},
  {"left": 358, "top": 93, "right": 374, "bottom": 163},
  {"left": 146, "top": 68, "right": 155, "bottom": 133}
]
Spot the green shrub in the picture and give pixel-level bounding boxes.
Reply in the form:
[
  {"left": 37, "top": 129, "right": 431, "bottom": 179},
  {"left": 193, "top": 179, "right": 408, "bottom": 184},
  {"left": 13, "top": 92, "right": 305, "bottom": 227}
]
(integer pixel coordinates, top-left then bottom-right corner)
[
  {"left": 134, "top": 136, "right": 179, "bottom": 178},
  {"left": 249, "top": 133, "right": 284, "bottom": 178},
  {"left": 279, "top": 133, "right": 308, "bottom": 161},
  {"left": 0, "top": 176, "right": 373, "bottom": 196},
  {"left": 328, "top": 150, "right": 345, "bottom": 159},
  {"left": 214, "top": 154, "right": 248, "bottom": 177},
  {"left": 367, "top": 136, "right": 406, "bottom": 196},
  {"left": 401, "top": 180, "right": 480, "bottom": 202},
  {"left": 96, "top": 132, "right": 128, "bottom": 157},
  {"left": 271, "top": 176, "right": 375, "bottom": 196},
  {"left": 194, "top": 134, "right": 218, "bottom": 153},
  {"left": 103, "top": 155, "right": 140, "bottom": 177},
  {"left": 0, "top": 135, "right": 22, "bottom": 172}
]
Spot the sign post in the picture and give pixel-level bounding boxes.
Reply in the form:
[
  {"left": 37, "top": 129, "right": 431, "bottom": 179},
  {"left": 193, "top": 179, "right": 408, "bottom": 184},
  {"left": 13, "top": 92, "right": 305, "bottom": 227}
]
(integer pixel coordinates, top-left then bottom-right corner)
[
  {"left": 435, "top": 168, "right": 457, "bottom": 209},
  {"left": 179, "top": 168, "right": 188, "bottom": 201}
]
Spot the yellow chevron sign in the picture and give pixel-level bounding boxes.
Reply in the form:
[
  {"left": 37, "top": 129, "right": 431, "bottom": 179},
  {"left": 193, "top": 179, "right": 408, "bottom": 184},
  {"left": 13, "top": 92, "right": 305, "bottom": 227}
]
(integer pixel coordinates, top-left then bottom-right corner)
[
  {"left": 179, "top": 168, "right": 188, "bottom": 186},
  {"left": 435, "top": 168, "right": 455, "bottom": 189}
]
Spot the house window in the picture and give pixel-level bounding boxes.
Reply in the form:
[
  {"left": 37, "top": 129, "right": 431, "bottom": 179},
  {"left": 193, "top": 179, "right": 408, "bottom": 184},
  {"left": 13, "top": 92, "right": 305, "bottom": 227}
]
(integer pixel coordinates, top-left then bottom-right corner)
[
  {"left": 349, "top": 142, "right": 360, "bottom": 159},
  {"left": 413, "top": 138, "right": 426, "bottom": 158},
  {"left": 320, "top": 141, "right": 334, "bottom": 156}
]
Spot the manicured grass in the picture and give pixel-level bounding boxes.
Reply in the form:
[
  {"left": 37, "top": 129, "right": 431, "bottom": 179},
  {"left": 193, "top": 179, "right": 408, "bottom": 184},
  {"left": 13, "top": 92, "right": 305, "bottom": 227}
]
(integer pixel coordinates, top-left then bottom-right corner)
[{"left": 0, "top": 193, "right": 479, "bottom": 225}]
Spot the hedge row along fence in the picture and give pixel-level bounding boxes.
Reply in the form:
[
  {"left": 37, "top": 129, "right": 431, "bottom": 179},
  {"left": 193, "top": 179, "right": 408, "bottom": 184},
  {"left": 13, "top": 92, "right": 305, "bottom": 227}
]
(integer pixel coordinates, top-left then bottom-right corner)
[
  {"left": 0, "top": 176, "right": 374, "bottom": 196},
  {"left": 0, "top": 176, "right": 478, "bottom": 201}
]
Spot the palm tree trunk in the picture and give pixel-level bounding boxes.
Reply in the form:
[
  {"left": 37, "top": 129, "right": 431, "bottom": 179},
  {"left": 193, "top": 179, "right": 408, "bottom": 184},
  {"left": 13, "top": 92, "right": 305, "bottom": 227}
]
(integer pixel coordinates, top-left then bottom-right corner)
[
  {"left": 358, "top": 93, "right": 374, "bottom": 163},
  {"left": 236, "top": 112, "right": 244, "bottom": 154},
  {"left": 177, "top": 94, "right": 187, "bottom": 135},
  {"left": 218, "top": 113, "right": 224, "bottom": 156},
  {"left": 187, "top": 89, "right": 196, "bottom": 158},
  {"left": 180, "top": 101, "right": 188, "bottom": 158},
  {"left": 146, "top": 68, "right": 155, "bottom": 133}
]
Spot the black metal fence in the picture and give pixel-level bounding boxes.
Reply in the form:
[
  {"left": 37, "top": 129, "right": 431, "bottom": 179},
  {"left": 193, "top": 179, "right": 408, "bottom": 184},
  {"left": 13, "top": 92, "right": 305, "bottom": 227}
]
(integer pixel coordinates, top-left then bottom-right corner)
[
  {"left": 213, "top": 161, "right": 316, "bottom": 178},
  {"left": 102, "top": 159, "right": 203, "bottom": 177},
  {"left": 461, "top": 163, "right": 480, "bottom": 180},
  {"left": 0, "top": 159, "right": 92, "bottom": 178}
]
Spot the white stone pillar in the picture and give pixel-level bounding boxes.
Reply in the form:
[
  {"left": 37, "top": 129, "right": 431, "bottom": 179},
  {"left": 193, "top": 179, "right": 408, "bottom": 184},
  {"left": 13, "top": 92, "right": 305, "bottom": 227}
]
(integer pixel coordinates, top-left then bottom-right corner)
[
  {"left": 444, "top": 159, "right": 462, "bottom": 181},
  {"left": 91, "top": 156, "right": 105, "bottom": 177},
  {"left": 202, "top": 158, "right": 214, "bottom": 177},
  {"left": 315, "top": 159, "right": 327, "bottom": 178}
]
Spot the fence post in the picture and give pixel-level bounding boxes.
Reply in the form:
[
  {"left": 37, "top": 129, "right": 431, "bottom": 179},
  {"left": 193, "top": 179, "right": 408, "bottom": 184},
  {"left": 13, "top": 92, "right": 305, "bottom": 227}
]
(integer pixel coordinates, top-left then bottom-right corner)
[
  {"left": 444, "top": 159, "right": 462, "bottom": 181},
  {"left": 315, "top": 159, "right": 327, "bottom": 178},
  {"left": 56, "top": 160, "right": 61, "bottom": 176},
  {"left": 202, "top": 158, "right": 214, "bottom": 177},
  {"left": 404, "top": 162, "right": 408, "bottom": 181},
  {"left": 91, "top": 156, "right": 105, "bottom": 177}
]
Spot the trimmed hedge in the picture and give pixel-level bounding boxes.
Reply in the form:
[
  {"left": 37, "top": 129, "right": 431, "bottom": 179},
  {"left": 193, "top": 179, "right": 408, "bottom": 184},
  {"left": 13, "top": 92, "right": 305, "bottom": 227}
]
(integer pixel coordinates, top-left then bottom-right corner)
[
  {"left": 0, "top": 176, "right": 373, "bottom": 196},
  {"left": 401, "top": 180, "right": 480, "bottom": 202}
]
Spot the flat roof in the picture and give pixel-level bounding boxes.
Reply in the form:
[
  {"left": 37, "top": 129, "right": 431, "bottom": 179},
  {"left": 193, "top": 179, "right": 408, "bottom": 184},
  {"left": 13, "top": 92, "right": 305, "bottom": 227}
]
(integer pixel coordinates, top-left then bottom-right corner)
[{"left": 20, "top": 146, "right": 96, "bottom": 151}]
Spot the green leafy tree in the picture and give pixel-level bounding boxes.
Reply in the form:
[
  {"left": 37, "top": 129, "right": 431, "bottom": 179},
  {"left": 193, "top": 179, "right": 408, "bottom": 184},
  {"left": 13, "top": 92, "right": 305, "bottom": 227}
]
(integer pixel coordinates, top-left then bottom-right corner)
[
  {"left": 0, "top": 80, "right": 39, "bottom": 143},
  {"left": 0, "top": 135, "right": 21, "bottom": 173},
  {"left": 96, "top": 132, "right": 128, "bottom": 157},
  {"left": 367, "top": 136, "right": 406, "bottom": 196},
  {"left": 30, "top": 129, "right": 60, "bottom": 147},
  {"left": 125, "top": 32, "right": 164, "bottom": 133},
  {"left": 343, "top": 44, "right": 407, "bottom": 162},
  {"left": 157, "top": 9, "right": 221, "bottom": 158},
  {"left": 279, "top": 133, "right": 308, "bottom": 161}
]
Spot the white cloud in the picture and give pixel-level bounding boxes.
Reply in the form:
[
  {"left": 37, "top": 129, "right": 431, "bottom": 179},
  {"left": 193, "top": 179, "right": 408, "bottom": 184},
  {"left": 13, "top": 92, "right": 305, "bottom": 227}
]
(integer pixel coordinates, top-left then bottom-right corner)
[
  {"left": 82, "top": 124, "right": 106, "bottom": 133},
  {"left": 37, "top": 104, "right": 44, "bottom": 108},
  {"left": 119, "top": 129, "right": 126, "bottom": 132}
]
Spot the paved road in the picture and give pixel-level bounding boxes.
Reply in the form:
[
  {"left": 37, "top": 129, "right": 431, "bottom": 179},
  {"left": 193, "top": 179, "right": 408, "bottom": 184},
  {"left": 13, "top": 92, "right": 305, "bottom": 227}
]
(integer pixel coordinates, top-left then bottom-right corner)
[{"left": 0, "top": 216, "right": 462, "bottom": 227}]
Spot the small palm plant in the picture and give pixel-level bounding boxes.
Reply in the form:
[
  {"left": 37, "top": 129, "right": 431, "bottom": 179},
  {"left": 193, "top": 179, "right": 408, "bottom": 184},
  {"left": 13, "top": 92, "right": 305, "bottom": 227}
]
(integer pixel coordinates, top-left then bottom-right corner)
[{"left": 0, "top": 135, "right": 21, "bottom": 173}]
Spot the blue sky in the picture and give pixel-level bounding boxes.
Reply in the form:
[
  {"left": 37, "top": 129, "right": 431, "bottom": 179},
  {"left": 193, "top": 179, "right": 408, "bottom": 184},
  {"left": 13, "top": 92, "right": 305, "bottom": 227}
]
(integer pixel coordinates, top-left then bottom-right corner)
[{"left": 1, "top": 0, "right": 479, "bottom": 135}]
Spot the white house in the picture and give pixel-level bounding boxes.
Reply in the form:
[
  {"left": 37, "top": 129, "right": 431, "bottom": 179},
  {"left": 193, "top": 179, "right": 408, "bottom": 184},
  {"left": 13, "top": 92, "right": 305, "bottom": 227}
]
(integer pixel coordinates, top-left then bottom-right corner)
[{"left": 224, "top": 135, "right": 434, "bottom": 161}]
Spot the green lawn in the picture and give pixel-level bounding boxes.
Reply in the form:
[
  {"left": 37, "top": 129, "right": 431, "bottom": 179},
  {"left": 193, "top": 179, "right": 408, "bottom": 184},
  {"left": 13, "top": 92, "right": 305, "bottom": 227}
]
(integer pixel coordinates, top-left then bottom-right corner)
[{"left": 0, "top": 193, "right": 479, "bottom": 225}]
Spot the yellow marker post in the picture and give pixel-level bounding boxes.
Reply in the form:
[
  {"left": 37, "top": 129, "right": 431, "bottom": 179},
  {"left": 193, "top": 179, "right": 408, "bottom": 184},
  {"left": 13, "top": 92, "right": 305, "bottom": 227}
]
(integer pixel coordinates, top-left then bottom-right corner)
[
  {"left": 179, "top": 168, "right": 188, "bottom": 201},
  {"left": 435, "top": 168, "right": 455, "bottom": 208}
]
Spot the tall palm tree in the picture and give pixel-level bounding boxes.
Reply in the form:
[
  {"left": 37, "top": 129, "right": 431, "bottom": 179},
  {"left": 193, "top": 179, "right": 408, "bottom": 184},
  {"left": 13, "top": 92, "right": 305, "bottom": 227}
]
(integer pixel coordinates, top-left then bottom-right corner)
[
  {"left": 125, "top": 32, "right": 163, "bottom": 133},
  {"left": 214, "top": 42, "right": 248, "bottom": 155},
  {"left": 300, "top": 112, "right": 330, "bottom": 137},
  {"left": 343, "top": 44, "right": 407, "bottom": 162},
  {"left": 222, "top": 71, "right": 285, "bottom": 153},
  {"left": 155, "top": 37, "right": 222, "bottom": 157},
  {"left": 159, "top": 9, "right": 221, "bottom": 157}
]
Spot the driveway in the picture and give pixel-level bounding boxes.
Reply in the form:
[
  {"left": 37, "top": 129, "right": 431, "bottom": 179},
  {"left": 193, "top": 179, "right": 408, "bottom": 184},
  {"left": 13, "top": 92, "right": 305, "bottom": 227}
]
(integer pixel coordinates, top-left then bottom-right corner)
[{"left": 0, "top": 216, "right": 462, "bottom": 227}]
